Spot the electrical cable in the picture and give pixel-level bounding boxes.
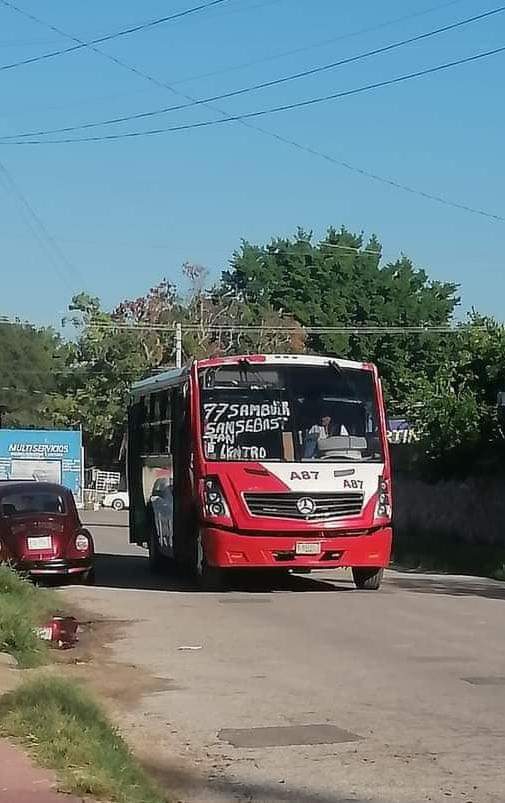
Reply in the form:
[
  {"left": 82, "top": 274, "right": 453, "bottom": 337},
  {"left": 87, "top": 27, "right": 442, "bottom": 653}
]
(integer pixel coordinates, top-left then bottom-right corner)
[
  {"left": 4, "top": 43, "right": 505, "bottom": 146},
  {"left": 0, "top": 160, "right": 82, "bottom": 288},
  {"left": 0, "top": 0, "right": 234, "bottom": 72},
  {"left": 169, "top": 0, "right": 469, "bottom": 87},
  {"left": 5, "top": 3, "right": 502, "bottom": 141},
  {"left": 3, "top": 2, "right": 502, "bottom": 224}
]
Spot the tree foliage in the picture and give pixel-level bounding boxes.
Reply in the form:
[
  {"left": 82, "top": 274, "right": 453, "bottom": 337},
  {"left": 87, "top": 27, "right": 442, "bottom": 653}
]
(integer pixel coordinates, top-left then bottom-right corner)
[
  {"left": 51, "top": 264, "right": 307, "bottom": 462},
  {"left": 3, "top": 224, "right": 502, "bottom": 478},
  {"left": 222, "top": 227, "right": 459, "bottom": 411},
  {"left": 0, "top": 322, "right": 63, "bottom": 428},
  {"left": 51, "top": 290, "right": 174, "bottom": 464},
  {"left": 408, "top": 315, "right": 505, "bottom": 478}
]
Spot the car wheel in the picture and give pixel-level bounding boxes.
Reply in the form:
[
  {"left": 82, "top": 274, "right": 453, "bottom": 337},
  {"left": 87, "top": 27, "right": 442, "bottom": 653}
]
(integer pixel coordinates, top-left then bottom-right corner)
[
  {"left": 112, "top": 498, "right": 125, "bottom": 511},
  {"left": 82, "top": 568, "right": 95, "bottom": 585},
  {"left": 352, "top": 567, "right": 384, "bottom": 590}
]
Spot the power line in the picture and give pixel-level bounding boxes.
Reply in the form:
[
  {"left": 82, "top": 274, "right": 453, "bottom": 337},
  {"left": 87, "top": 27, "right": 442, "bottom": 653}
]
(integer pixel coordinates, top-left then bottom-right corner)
[
  {"left": 171, "top": 0, "right": 469, "bottom": 86},
  {"left": 0, "top": 160, "right": 83, "bottom": 288},
  {"left": 0, "top": 1, "right": 280, "bottom": 54},
  {"left": 0, "top": 385, "right": 63, "bottom": 397},
  {"left": 251, "top": 241, "right": 384, "bottom": 256},
  {"left": 84, "top": 321, "right": 486, "bottom": 335},
  {"left": 5, "top": 43, "right": 505, "bottom": 147},
  {"left": 258, "top": 130, "right": 505, "bottom": 224},
  {"left": 0, "top": 0, "right": 465, "bottom": 120},
  {"left": 0, "top": 38, "right": 62, "bottom": 47},
  {"left": 4, "top": 3, "right": 503, "bottom": 225},
  {"left": 4, "top": 4, "right": 504, "bottom": 141},
  {"left": 0, "top": 315, "right": 491, "bottom": 335},
  {"left": 319, "top": 243, "right": 381, "bottom": 256},
  {"left": 0, "top": 0, "right": 234, "bottom": 72},
  {"left": 0, "top": 3, "right": 246, "bottom": 134}
]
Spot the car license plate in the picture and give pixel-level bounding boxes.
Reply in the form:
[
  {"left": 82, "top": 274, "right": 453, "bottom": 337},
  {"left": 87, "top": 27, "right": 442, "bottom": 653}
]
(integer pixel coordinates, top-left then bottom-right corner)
[
  {"left": 27, "top": 536, "right": 52, "bottom": 551},
  {"left": 36, "top": 627, "right": 53, "bottom": 641},
  {"left": 295, "top": 541, "right": 321, "bottom": 555}
]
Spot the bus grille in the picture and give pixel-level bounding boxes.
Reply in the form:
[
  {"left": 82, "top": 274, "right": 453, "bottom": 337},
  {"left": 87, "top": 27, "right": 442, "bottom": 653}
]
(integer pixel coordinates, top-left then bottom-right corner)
[{"left": 243, "top": 492, "right": 364, "bottom": 521}]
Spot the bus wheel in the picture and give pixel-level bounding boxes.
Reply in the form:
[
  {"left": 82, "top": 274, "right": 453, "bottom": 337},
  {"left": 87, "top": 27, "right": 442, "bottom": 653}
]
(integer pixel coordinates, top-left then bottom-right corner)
[
  {"left": 352, "top": 567, "right": 384, "bottom": 590},
  {"left": 196, "top": 533, "right": 225, "bottom": 591}
]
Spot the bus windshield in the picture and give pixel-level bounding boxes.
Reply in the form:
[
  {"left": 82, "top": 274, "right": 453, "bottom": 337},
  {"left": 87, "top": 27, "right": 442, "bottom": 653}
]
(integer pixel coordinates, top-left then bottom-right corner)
[{"left": 199, "top": 363, "right": 383, "bottom": 463}]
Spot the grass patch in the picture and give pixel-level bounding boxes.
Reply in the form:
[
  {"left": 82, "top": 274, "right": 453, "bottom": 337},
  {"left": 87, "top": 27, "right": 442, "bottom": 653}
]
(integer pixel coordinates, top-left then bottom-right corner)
[
  {"left": 0, "top": 565, "right": 57, "bottom": 667},
  {"left": 0, "top": 676, "right": 168, "bottom": 803}
]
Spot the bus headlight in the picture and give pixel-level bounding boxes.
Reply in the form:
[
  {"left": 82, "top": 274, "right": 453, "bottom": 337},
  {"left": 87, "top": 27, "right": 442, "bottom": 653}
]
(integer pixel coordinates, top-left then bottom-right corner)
[
  {"left": 376, "top": 477, "right": 391, "bottom": 519},
  {"left": 202, "top": 477, "right": 231, "bottom": 522}
]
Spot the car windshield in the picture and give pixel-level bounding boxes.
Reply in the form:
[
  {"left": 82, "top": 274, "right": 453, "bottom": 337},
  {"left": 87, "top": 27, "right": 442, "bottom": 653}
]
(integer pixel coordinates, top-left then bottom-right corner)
[
  {"left": 0, "top": 490, "right": 66, "bottom": 516},
  {"left": 199, "top": 363, "right": 384, "bottom": 463}
]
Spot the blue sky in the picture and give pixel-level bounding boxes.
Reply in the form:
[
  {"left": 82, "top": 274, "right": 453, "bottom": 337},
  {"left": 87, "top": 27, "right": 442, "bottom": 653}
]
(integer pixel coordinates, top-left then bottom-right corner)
[{"left": 1, "top": 0, "right": 504, "bottom": 327}]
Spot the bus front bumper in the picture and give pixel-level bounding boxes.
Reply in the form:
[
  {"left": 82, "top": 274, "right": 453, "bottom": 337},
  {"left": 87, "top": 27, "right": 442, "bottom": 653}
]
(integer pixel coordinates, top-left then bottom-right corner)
[{"left": 203, "top": 526, "right": 392, "bottom": 569}]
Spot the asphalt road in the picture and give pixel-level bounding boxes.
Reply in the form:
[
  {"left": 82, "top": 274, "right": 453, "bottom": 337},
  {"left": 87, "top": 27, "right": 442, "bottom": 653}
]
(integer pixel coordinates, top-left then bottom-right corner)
[{"left": 65, "top": 510, "right": 505, "bottom": 803}]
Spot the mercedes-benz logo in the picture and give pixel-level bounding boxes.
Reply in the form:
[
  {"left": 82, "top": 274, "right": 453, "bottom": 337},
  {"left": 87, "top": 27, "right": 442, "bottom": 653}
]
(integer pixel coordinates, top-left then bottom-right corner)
[{"left": 296, "top": 497, "right": 316, "bottom": 516}]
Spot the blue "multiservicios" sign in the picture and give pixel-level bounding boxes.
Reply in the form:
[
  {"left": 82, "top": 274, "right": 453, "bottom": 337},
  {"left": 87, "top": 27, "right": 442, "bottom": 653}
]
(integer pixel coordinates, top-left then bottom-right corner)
[{"left": 0, "top": 429, "right": 82, "bottom": 501}]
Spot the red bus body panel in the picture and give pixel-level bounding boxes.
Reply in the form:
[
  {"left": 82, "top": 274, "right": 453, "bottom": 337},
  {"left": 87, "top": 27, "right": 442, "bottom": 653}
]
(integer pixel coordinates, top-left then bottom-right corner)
[{"left": 203, "top": 525, "right": 392, "bottom": 569}]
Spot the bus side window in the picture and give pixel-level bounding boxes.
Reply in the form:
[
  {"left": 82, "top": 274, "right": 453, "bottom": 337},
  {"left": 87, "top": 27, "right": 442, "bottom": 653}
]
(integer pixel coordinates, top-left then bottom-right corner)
[
  {"left": 159, "top": 391, "right": 168, "bottom": 454},
  {"left": 170, "top": 386, "right": 188, "bottom": 454},
  {"left": 139, "top": 396, "right": 148, "bottom": 455},
  {"left": 163, "top": 390, "right": 173, "bottom": 455},
  {"left": 147, "top": 395, "right": 156, "bottom": 454}
]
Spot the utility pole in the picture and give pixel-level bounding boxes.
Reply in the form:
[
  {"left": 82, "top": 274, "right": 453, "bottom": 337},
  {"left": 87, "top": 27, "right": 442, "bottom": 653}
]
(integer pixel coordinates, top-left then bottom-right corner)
[{"left": 175, "top": 323, "right": 182, "bottom": 369}]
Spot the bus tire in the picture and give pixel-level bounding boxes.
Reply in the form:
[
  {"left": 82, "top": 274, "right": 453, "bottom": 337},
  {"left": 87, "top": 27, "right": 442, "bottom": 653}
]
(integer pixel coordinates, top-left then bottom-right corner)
[
  {"left": 148, "top": 531, "right": 166, "bottom": 574},
  {"left": 195, "top": 531, "right": 226, "bottom": 591},
  {"left": 200, "top": 564, "right": 226, "bottom": 591},
  {"left": 352, "top": 567, "right": 384, "bottom": 590}
]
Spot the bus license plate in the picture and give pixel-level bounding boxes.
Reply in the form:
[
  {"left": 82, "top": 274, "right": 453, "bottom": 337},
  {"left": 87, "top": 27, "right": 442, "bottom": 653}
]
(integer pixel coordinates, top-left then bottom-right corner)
[
  {"left": 27, "top": 536, "right": 51, "bottom": 551},
  {"left": 295, "top": 542, "right": 321, "bottom": 556}
]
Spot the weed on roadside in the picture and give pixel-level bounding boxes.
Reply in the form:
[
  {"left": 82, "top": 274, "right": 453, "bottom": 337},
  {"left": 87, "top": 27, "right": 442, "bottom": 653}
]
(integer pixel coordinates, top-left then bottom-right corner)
[
  {"left": 0, "top": 676, "right": 168, "bottom": 803},
  {"left": 0, "top": 565, "right": 56, "bottom": 666}
]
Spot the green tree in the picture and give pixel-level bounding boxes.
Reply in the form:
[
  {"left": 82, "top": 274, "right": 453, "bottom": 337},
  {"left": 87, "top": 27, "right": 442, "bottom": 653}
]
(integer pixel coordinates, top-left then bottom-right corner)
[
  {"left": 53, "top": 290, "right": 177, "bottom": 465},
  {"left": 0, "top": 321, "right": 63, "bottom": 428},
  {"left": 409, "top": 315, "right": 505, "bottom": 478},
  {"left": 180, "top": 262, "right": 306, "bottom": 359},
  {"left": 222, "top": 227, "right": 459, "bottom": 412},
  {"left": 53, "top": 264, "right": 307, "bottom": 464}
]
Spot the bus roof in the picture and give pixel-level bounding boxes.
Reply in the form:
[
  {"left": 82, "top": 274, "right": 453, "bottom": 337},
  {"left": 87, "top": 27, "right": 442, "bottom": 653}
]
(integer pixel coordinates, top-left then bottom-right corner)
[
  {"left": 197, "top": 354, "right": 371, "bottom": 370},
  {"left": 130, "top": 365, "right": 189, "bottom": 398},
  {"left": 130, "top": 355, "right": 374, "bottom": 398}
]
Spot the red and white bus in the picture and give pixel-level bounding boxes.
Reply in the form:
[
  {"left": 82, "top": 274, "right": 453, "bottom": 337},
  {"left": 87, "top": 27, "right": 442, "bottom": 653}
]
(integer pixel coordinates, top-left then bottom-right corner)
[{"left": 127, "top": 354, "right": 392, "bottom": 589}]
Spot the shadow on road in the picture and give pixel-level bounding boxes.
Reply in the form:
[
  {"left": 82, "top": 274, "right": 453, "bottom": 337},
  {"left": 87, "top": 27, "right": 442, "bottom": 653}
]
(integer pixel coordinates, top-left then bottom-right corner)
[
  {"left": 93, "top": 552, "right": 348, "bottom": 594},
  {"left": 144, "top": 756, "right": 374, "bottom": 803},
  {"left": 389, "top": 572, "right": 505, "bottom": 601},
  {"left": 87, "top": 512, "right": 505, "bottom": 600}
]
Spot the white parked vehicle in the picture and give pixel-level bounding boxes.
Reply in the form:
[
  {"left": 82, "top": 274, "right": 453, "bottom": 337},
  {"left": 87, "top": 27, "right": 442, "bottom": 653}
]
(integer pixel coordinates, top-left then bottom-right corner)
[{"left": 102, "top": 491, "right": 129, "bottom": 511}]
